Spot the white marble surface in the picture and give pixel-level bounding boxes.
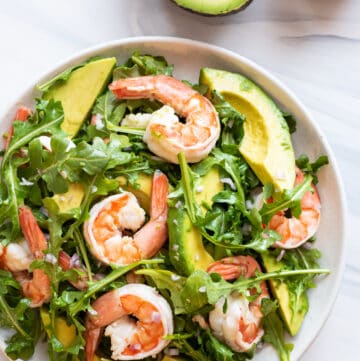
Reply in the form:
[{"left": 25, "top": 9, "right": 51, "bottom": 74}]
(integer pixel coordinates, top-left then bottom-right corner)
[{"left": 0, "top": 0, "right": 359, "bottom": 360}]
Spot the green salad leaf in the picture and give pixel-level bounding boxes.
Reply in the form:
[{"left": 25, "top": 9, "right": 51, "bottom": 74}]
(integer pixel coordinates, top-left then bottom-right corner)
[
  {"left": 279, "top": 246, "right": 322, "bottom": 319},
  {"left": 178, "top": 268, "right": 329, "bottom": 314},
  {"left": 0, "top": 271, "right": 40, "bottom": 360},
  {"left": 260, "top": 175, "right": 313, "bottom": 224},
  {"left": 211, "top": 91, "right": 245, "bottom": 155},
  {"left": 261, "top": 299, "right": 293, "bottom": 361},
  {"left": 136, "top": 269, "right": 186, "bottom": 314},
  {"left": 202, "top": 329, "right": 248, "bottom": 361},
  {"left": 281, "top": 111, "right": 297, "bottom": 134},
  {"left": 177, "top": 152, "right": 277, "bottom": 252},
  {"left": 92, "top": 90, "right": 127, "bottom": 127},
  {"left": 113, "top": 51, "right": 173, "bottom": 79},
  {"left": 167, "top": 333, "right": 208, "bottom": 361},
  {"left": 296, "top": 154, "right": 329, "bottom": 184}
]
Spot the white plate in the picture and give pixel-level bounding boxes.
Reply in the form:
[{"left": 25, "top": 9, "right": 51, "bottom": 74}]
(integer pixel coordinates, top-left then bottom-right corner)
[{"left": 0, "top": 37, "right": 346, "bottom": 361}]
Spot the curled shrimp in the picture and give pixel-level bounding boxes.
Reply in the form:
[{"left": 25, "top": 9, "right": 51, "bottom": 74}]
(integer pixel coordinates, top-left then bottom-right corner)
[
  {"left": 84, "top": 170, "right": 168, "bottom": 266},
  {"left": 16, "top": 206, "right": 51, "bottom": 307},
  {"left": 85, "top": 284, "right": 173, "bottom": 361},
  {"left": 269, "top": 168, "right": 321, "bottom": 249},
  {"left": 109, "top": 75, "right": 220, "bottom": 164},
  {"left": 207, "top": 256, "right": 269, "bottom": 352},
  {"left": 0, "top": 207, "right": 88, "bottom": 306}
]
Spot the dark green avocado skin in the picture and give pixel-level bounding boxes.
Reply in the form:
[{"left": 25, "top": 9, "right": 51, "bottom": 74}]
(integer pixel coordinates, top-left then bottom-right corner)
[{"left": 171, "top": 0, "right": 253, "bottom": 16}]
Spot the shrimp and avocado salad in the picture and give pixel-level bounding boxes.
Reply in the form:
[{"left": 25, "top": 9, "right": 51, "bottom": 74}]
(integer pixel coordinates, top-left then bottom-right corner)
[{"left": 0, "top": 52, "right": 330, "bottom": 361}]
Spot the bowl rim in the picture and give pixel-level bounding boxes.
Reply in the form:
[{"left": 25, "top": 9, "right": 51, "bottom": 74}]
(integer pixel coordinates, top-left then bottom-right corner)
[{"left": 0, "top": 36, "right": 347, "bottom": 361}]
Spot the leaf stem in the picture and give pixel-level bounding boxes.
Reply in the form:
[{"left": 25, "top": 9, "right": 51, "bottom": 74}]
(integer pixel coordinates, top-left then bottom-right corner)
[
  {"left": 2, "top": 114, "right": 64, "bottom": 170},
  {"left": 69, "top": 259, "right": 163, "bottom": 316},
  {"left": 233, "top": 268, "right": 330, "bottom": 290},
  {"left": 0, "top": 295, "right": 30, "bottom": 339},
  {"left": 74, "top": 228, "right": 93, "bottom": 282},
  {"left": 178, "top": 152, "right": 197, "bottom": 223},
  {"left": 106, "top": 122, "right": 145, "bottom": 136},
  {"left": 260, "top": 176, "right": 312, "bottom": 220}
]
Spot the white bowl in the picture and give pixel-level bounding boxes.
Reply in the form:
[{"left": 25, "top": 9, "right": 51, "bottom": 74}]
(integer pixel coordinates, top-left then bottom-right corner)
[{"left": 0, "top": 37, "right": 346, "bottom": 361}]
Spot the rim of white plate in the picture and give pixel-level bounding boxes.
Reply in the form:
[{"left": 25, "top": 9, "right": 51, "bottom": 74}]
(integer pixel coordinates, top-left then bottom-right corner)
[{"left": 0, "top": 36, "right": 347, "bottom": 361}]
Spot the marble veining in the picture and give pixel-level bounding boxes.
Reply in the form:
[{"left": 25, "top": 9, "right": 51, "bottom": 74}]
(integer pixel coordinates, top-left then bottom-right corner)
[{"left": 0, "top": 0, "right": 359, "bottom": 360}]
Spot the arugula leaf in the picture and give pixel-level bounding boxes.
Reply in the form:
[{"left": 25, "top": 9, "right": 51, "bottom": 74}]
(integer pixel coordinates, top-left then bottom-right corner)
[
  {"left": 36, "top": 135, "right": 130, "bottom": 190},
  {"left": 113, "top": 51, "right": 173, "bottom": 79},
  {"left": 2, "top": 99, "right": 64, "bottom": 170},
  {"left": 182, "top": 80, "right": 209, "bottom": 96},
  {"left": 211, "top": 91, "right": 245, "bottom": 155},
  {"left": 261, "top": 298, "right": 293, "bottom": 361},
  {"left": 281, "top": 111, "right": 297, "bottom": 134},
  {"left": 136, "top": 269, "right": 186, "bottom": 314},
  {"left": 177, "top": 153, "right": 274, "bottom": 252},
  {"left": 180, "top": 267, "right": 329, "bottom": 314},
  {"left": 260, "top": 175, "right": 313, "bottom": 224},
  {"left": 279, "top": 247, "right": 321, "bottom": 319},
  {"left": 167, "top": 333, "right": 208, "bottom": 361},
  {"left": 0, "top": 271, "right": 40, "bottom": 360},
  {"left": 296, "top": 154, "right": 329, "bottom": 184},
  {"left": 202, "top": 329, "right": 245, "bottom": 361},
  {"left": 68, "top": 259, "right": 163, "bottom": 316},
  {"left": 0, "top": 157, "right": 29, "bottom": 240},
  {"left": 92, "top": 90, "right": 127, "bottom": 126}
]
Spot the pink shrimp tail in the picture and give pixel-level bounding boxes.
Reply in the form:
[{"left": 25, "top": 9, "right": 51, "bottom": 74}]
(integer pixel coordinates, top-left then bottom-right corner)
[
  {"left": 18, "top": 206, "right": 51, "bottom": 307},
  {"left": 84, "top": 326, "right": 103, "bottom": 361},
  {"left": 134, "top": 171, "right": 169, "bottom": 259},
  {"left": 19, "top": 206, "right": 47, "bottom": 258},
  {"left": 58, "top": 251, "right": 89, "bottom": 291},
  {"left": 207, "top": 256, "right": 261, "bottom": 281},
  {"left": 85, "top": 290, "right": 126, "bottom": 361}
]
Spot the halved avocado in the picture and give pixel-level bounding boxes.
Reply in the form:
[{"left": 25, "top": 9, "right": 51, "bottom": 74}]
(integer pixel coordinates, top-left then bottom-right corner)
[
  {"left": 261, "top": 253, "right": 308, "bottom": 336},
  {"left": 168, "top": 167, "right": 223, "bottom": 276},
  {"left": 200, "top": 68, "right": 295, "bottom": 191},
  {"left": 172, "top": 0, "right": 253, "bottom": 16},
  {"left": 45, "top": 57, "right": 116, "bottom": 137}
]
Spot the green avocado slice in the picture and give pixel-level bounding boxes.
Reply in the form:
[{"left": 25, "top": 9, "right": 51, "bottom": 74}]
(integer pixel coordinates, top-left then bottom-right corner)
[
  {"left": 45, "top": 57, "right": 116, "bottom": 137},
  {"left": 45, "top": 57, "right": 116, "bottom": 211},
  {"left": 168, "top": 167, "right": 223, "bottom": 276},
  {"left": 172, "top": 0, "right": 253, "bottom": 16},
  {"left": 200, "top": 68, "right": 295, "bottom": 191},
  {"left": 261, "top": 253, "right": 308, "bottom": 336}
]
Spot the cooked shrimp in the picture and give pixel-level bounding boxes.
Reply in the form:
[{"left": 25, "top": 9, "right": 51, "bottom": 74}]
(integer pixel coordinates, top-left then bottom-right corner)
[
  {"left": 85, "top": 284, "right": 173, "bottom": 361},
  {"left": 269, "top": 167, "right": 321, "bottom": 249},
  {"left": 17, "top": 205, "right": 51, "bottom": 307},
  {"left": 207, "top": 256, "right": 269, "bottom": 352},
  {"left": 0, "top": 207, "right": 88, "bottom": 305},
  {"left": 84, "top": 170, "right": 168, "bottom": 266},
  {"left": 0, "top": 240, "right": 33, "bottom": 273},
  {"left": 109, "top": 75, "right": 220, "bottom": 164},
  {"left": 5, "top": 106, "right": 31, "bottom": 149}
]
